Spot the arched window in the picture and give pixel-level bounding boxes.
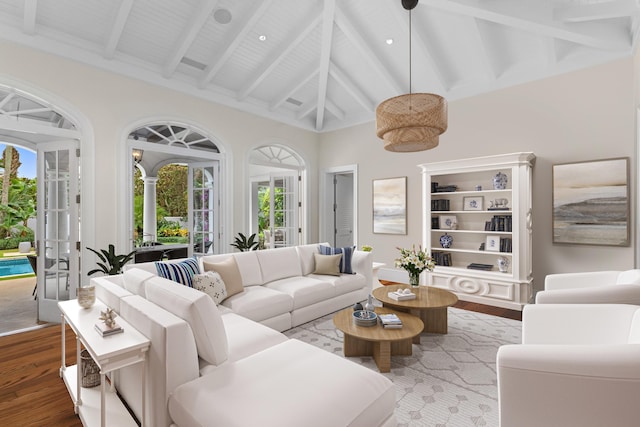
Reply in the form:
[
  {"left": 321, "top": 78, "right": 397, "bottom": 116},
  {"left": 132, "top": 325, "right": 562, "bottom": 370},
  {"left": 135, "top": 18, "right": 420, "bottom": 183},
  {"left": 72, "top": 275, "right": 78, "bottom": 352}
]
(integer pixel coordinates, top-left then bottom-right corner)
[
  {"left": 249, "top": 144, "right": 305, "bottom": 248},
  {"left": 128, "top": 122, "right": 224, "bottom": 256}
]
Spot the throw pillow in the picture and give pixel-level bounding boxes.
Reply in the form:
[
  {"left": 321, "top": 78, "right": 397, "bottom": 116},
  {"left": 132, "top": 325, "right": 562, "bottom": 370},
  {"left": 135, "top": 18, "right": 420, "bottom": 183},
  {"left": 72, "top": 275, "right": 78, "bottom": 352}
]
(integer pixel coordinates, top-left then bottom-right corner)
[
  {"left": 203, "top": 256, "right": 244, "bottom": 298},
  {"left": 193, "top": 271, "right": 228, "bottom": 305},
  {"left": 319, "top": 245, "right": 356, "bottom": 274},
  {"left": 155, "top": 257, "right": 200, "bottom": 287},
  {"left": 313, "top": 253, "right": 342, "bottom": 276}
]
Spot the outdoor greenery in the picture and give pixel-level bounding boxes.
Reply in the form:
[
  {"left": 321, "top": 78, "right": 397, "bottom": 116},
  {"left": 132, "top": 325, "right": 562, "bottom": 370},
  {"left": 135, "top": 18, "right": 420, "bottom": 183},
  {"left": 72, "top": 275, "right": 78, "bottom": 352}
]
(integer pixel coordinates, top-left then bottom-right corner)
[
  {"left": 133, "top": 165, "right": 189, "bottom": 244},
  {"left": 257, "top": 186, "right": 284, "bottom": 238},
  {"left": 0, "top": 146, "right": 36, "bottom": 245}
]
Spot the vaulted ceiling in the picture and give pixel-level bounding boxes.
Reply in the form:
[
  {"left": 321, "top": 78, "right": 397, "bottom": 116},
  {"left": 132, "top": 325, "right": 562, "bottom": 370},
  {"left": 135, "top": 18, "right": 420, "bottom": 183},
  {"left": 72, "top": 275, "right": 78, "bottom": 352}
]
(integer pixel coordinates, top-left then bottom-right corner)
[{"left": 0, "top": 0, "right": 637, "bottom": 133}]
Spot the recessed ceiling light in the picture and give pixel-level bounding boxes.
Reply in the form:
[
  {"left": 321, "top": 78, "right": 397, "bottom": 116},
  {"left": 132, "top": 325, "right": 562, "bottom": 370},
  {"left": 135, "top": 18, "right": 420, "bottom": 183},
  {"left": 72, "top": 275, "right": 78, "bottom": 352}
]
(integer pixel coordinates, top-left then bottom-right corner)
[
  {"left": 258, "top": 35, "right": 267, "bottom": 41},
  {"left": 213, "top": 8, "right": 232, "bottom": 24},
  {"left": 386, "top": 38, "right": 394, "bottom": 45}
]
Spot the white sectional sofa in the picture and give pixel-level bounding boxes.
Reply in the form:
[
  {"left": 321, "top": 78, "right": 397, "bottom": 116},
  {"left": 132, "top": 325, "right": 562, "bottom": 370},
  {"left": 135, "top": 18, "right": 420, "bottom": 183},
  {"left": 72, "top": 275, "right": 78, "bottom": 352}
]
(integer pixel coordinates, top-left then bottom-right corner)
[
  {"left": 90, "top": 244, "right": 396, "bottom": 427},
  {"left": 125, "top": 243, "right": 373, "bottom": 331}
]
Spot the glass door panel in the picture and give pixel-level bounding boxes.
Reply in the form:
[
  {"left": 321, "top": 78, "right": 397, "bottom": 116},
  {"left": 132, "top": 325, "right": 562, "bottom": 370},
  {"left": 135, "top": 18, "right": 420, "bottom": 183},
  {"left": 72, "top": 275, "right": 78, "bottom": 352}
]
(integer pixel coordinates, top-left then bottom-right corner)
[
  {"left": 37, "top": 140, "right": 79, "bottom": 323},
  {"left": 189, "top": 162, "right": 219, "bottom": 256}
]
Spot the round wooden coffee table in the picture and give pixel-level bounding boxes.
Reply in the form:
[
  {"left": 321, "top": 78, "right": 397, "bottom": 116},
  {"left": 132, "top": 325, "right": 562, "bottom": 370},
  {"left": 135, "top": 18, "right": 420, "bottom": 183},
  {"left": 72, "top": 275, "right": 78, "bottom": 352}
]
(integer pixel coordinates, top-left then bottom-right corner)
[
  {"left": 373, "top": 283, "right": 458, "bottom": 337},
  {"left": 333, "top": 306, "right": 423, "bottom": 373}
]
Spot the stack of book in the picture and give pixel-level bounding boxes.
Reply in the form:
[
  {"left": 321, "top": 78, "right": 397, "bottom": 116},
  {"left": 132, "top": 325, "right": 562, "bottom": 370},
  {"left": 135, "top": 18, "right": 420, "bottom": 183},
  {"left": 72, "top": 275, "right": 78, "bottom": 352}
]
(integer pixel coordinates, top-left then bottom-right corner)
[
  {"left": 379, "top": 313, "right": 403, "bottom": 329},
  {"left": 388, "top": 290, "right": 416, "bottom": 301},
  {"left": 94, "top": 322, "right": 124, "bottom": 337}
]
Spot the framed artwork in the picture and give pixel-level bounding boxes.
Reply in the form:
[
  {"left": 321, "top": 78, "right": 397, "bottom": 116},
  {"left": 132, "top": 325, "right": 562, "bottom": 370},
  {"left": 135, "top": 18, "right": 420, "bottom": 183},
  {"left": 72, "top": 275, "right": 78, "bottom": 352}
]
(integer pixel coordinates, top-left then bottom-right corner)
[
  {"left": 373, "top": 176, "right": 407, "bottom": 234},
  {"left": 439, "top": 215, "right": 458, "bottom": 230},
  {"left": 553, "top": 157, "right": 630, "bottom": 246},
  {"left": 485, "top": 235, "right": 500, "bottom": 252},
  {"left": 463, "top": 196, "right": 483, "bottom": 211}
]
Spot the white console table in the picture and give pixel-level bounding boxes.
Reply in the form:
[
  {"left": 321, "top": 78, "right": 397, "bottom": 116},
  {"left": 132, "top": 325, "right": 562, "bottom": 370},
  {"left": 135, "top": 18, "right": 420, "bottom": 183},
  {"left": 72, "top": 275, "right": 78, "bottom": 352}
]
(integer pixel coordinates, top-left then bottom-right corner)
[{"left": 59, "top": 299, "right": 150, "bottom": 427}]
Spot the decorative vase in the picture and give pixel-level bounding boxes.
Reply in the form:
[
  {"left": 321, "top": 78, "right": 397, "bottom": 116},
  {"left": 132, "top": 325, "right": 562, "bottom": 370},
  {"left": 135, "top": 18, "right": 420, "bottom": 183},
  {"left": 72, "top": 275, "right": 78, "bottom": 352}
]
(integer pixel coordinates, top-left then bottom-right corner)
[
  {"left": 493, "top": 172, "right": 508, "bottom": 190},
  {"left": 439, "top": 233, "right": 453, "bottom": 248},
  {"left": 409, "top": 271, "right": 421, "bottom": 287},
  {"left": 497, "top": 256, "right": 510, "bottom": 273},
  {"left": 353, "top": 302, "right": 363, "bottom": 311},
  {"left": 77, "top": 286, "right": 95, "bottom": 309},
  {"left": 364, "top": 294, "right": 375, "bottom": 312}
]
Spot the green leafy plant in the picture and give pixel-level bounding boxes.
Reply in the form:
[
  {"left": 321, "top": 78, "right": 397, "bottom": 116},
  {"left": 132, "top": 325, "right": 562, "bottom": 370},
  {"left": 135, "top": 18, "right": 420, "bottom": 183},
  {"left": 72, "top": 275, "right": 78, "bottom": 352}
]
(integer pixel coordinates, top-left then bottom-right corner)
[
  {"left": 230, "top": 233, "right": 259, "bottom": 252},
  {"left": 86, "top": 244, "right": 136, "bottom": 276}
]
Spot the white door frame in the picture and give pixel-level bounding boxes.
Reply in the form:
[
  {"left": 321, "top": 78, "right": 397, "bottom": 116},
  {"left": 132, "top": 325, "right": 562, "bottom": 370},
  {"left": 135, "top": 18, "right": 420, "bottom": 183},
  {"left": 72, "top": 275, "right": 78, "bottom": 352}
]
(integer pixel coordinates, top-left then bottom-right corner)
[{"left": 320, "top": 164, "right": 358, "bottom": 247}]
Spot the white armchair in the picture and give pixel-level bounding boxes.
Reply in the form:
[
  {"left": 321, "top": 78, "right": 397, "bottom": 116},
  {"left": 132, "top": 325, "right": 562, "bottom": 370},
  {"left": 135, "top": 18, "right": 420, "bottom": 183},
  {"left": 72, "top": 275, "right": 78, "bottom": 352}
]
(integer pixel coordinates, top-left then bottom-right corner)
[
  {"left": 536, "top": 269, "right": 640, "bottom": 304},
  {"left": 497, "top": 304, "right": 640, "bottom": 427}
]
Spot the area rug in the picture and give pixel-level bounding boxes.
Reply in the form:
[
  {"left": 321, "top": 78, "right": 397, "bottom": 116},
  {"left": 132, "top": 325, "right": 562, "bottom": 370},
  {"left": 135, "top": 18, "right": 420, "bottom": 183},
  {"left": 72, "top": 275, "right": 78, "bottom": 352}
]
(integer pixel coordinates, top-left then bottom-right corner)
[{"left": 284, "top": 307, "right": 521, "bottom": 427}]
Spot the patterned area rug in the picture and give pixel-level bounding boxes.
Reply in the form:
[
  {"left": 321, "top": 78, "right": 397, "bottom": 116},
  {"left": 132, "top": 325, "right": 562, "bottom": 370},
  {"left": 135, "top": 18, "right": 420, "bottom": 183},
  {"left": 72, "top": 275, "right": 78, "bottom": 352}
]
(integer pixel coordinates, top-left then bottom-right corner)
[{"left": 284, "top": 307, "right": 521, "bottom": 427}]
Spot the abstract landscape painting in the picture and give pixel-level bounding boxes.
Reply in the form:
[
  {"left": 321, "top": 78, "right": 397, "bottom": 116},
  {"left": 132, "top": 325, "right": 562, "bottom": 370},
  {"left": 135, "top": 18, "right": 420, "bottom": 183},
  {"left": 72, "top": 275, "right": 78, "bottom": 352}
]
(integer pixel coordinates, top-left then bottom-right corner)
[
  {"left": 373, "top": 177, "right": 406, "bottom": 234},
  {"left": 553, "top": 158, "right": 629, "bottom": 246}
]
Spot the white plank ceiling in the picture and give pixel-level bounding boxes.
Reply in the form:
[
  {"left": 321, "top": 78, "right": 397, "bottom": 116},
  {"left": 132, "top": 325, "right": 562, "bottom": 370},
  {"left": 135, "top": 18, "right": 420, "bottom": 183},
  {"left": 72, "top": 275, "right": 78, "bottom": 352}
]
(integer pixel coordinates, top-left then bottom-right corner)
[{"left": 0, "top": 0, "right": 637, "bottom": 133}]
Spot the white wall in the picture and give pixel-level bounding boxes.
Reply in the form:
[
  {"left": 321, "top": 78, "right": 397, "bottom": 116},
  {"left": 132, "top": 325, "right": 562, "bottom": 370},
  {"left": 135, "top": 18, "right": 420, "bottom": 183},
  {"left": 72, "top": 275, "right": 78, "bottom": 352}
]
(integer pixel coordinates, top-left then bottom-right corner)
[
  {"left": 319, "top": 58, "right": 637, "bottom": 293},
  {"left": 0, "top": 40, "right": 320, "bottom": 283}
]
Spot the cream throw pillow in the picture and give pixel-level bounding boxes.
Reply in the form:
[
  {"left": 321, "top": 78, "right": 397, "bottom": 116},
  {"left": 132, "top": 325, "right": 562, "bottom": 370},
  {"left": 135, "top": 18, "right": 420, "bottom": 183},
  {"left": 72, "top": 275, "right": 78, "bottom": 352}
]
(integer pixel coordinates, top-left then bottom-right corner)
[
  {"left": 203, "top": 256, "right": 244, "bottom": 298},
  {"left": 313, "top": 253, "right": 342, "bottom": 276}
]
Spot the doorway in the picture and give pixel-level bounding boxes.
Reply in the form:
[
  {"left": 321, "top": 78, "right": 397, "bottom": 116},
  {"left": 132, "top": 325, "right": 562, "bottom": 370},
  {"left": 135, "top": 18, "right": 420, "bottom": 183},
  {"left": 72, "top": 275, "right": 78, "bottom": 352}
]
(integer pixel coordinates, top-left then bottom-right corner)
[
  {"left": 0, "top": 84, "right": 84, "bottom": 330},
  {"left": 320, "top": 165, "right": 358, "bottom": 247}
]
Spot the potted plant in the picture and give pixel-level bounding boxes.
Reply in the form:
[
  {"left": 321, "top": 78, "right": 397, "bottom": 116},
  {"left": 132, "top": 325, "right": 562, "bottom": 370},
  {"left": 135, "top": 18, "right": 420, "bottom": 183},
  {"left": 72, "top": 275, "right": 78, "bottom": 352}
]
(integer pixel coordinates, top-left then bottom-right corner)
[
  {"left": 230, "top": 233, "right": 259, "bottom": 252},
  {"left": 80, "top": 244, "right": 135, "bottom": 309},
  {"left": 86, "top": 244, "right": 136, "bottom": 276}
]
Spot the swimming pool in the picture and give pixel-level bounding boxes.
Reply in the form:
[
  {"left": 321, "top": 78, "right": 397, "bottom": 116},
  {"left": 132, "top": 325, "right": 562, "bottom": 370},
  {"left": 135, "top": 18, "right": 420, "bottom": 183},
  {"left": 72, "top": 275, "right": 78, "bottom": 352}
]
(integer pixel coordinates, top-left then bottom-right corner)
[{"left": 0, "top": 257, "right": 35, "bottom": 277}]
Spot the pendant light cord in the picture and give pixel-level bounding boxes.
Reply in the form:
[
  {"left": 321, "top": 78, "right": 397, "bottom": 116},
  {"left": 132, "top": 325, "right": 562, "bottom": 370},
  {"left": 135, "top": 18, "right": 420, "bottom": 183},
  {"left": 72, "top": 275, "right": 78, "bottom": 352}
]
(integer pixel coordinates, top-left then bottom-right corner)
[{"left": 409, "top": 8, "right": 412, "bottom": 96}]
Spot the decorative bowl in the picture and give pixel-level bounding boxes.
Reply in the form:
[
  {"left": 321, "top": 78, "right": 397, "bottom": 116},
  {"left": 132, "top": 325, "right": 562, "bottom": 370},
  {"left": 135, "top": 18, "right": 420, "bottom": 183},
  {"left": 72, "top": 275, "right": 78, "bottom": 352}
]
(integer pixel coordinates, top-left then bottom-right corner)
[{"left": 352, "top": 310, "right": 378, "bottom": 327}]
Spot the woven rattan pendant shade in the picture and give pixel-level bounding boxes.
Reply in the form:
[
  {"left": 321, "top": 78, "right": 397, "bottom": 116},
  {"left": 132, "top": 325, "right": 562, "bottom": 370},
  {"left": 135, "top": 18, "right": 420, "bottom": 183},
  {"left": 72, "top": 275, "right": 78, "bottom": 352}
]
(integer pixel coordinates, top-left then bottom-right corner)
[
  {"left": 376, "top": 0, "right": 447, "bottom": 152},
  {"left": 376, "top": 93, "right": 447, "bottom": 152}
]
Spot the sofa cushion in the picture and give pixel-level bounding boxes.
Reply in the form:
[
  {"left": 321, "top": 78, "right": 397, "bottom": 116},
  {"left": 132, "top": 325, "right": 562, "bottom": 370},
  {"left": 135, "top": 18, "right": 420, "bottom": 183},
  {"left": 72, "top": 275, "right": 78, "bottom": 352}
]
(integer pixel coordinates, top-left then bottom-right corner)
[
  {"left": 265, "top": 276, "right": 335, "bottom": 310},
  {"left": 201, "top": 252, "right": 263, "bottom": 286},
  {"left": 168, "top": 339, "right": 396, "bottom": 427},
  {"left": 296, "top": 243, "right": 324, "bottom": 276},
  {"left": 192, "top": 271, "right": 228, "bottom": 305},
  {"left": 218, "top": 313, "right": 288, "bottom": 364},
  {"left": 203, "top": 256, "right": 244, "bottom": 298},
  {"left": 122, "top": 267, "right": 156, "bottom": 297},
  {"left": 256, "top": 246, "right": 302, "bottom": 283},
  {"left": 155, "top": 257, "right": 200, "bottom": 287},
  {"left": 144, "top": 276, "right": 229, "bottom": 366},
  {"left": 313, "top": 253, "right": 341, "bottom": 276},
  {"left": 309, "top": 272, "right": 366, "bottom": 296},
  {"left": 319, "top": 244, "right": 356, "bottom": 274},
  {"left": 221, "top": 286, "right": 293, "bottom": 323}
]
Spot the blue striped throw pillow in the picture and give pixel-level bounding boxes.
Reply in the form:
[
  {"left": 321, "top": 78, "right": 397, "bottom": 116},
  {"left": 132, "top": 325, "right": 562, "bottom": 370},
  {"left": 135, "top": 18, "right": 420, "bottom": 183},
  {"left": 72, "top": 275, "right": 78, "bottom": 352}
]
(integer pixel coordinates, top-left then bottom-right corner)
[
  {"left": 318, "top": 245, "right": 356, "bottom": 274},
  {"left": 155, "top": 257, "right": 200, "bottom": 287}
]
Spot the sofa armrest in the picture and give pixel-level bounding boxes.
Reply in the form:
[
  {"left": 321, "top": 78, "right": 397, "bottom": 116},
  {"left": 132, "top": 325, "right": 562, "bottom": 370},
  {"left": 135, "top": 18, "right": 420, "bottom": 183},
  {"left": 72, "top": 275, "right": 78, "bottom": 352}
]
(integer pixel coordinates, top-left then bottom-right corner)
[
  {"left": 522, "top": 304, "right": 638, "bottom": 345},
  {"left": 544, "top": 271, "right": 620, "bottom": 291},
  {"left": 351, "top": 250, "right": 373, "bottom": 290},
  {"left": 536, "top": 284, "right": 640, "bottom": 305},
  {"left": 497, "top": 344, "right": 640, "bottom": 427}
]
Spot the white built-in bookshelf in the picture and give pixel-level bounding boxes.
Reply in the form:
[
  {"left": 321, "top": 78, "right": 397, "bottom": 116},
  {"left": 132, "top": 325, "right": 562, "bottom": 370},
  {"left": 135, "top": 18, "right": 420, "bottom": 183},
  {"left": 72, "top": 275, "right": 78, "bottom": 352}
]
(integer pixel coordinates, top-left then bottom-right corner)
[{"left": 419, "top": 152, "right": 535, "bottom": 311}]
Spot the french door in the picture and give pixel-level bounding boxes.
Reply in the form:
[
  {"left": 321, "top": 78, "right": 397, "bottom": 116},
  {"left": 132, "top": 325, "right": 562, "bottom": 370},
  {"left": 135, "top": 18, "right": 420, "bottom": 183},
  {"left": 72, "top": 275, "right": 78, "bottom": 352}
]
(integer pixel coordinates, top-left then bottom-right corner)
[
  {"left": 189, "top": 162, "right": 219, "bottom": 256},
  {"left": 269, "top": 172, "right": 298, "bottom": 247},
  {"left": 37, "top": 140, "right": 80, "bottom": 322}
]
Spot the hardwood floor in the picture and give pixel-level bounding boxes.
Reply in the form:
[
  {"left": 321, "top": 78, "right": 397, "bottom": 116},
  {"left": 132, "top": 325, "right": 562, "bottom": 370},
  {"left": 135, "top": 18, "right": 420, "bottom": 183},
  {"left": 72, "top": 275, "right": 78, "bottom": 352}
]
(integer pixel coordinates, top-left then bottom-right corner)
[
  {"left": 0, "top": 293, "right": 521, "bottom": 426},
  {"left": 0, "top": 324, "right": 81, "bottom": 427}
]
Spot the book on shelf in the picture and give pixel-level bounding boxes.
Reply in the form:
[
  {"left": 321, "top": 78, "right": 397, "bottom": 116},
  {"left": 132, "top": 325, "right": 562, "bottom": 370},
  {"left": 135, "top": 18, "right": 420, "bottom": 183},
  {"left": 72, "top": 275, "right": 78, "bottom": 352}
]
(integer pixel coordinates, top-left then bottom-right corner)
[
  {"left": 467, "top": 263, "right": 494, "bottom": 271},
  {"left": 94, "top": 322, "right": 124, "bottom": 337},
  {"left": 379, "top": 313, "right": 403, "bottom": 328}
]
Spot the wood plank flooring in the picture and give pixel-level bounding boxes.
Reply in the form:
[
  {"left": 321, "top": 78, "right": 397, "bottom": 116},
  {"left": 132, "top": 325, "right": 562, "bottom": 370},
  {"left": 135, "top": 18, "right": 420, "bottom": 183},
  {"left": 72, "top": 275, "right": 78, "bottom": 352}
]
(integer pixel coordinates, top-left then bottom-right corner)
[
  {"left": 0, "top": 293, "right": 521, "bottom": 426},
  {"left": 0, "top": 324, "right": 81, "bottom": 427}
]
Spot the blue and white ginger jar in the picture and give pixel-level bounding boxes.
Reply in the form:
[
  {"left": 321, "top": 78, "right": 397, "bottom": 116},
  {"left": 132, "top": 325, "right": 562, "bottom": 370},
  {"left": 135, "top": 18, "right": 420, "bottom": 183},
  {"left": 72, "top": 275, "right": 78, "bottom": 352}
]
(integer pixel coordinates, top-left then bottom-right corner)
[
  {"left": 493, "top": 172, "right": 508, "bottom": 190},
  {"left": 439, "top": 233, "right": 453, "bottom": 249}
]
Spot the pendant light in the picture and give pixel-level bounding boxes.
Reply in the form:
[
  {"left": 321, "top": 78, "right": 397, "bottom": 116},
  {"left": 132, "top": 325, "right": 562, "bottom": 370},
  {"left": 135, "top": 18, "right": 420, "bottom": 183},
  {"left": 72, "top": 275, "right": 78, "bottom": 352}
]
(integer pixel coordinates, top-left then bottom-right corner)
[{"left": 376, "top": 0, "right": 447, "bottom": 152}]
